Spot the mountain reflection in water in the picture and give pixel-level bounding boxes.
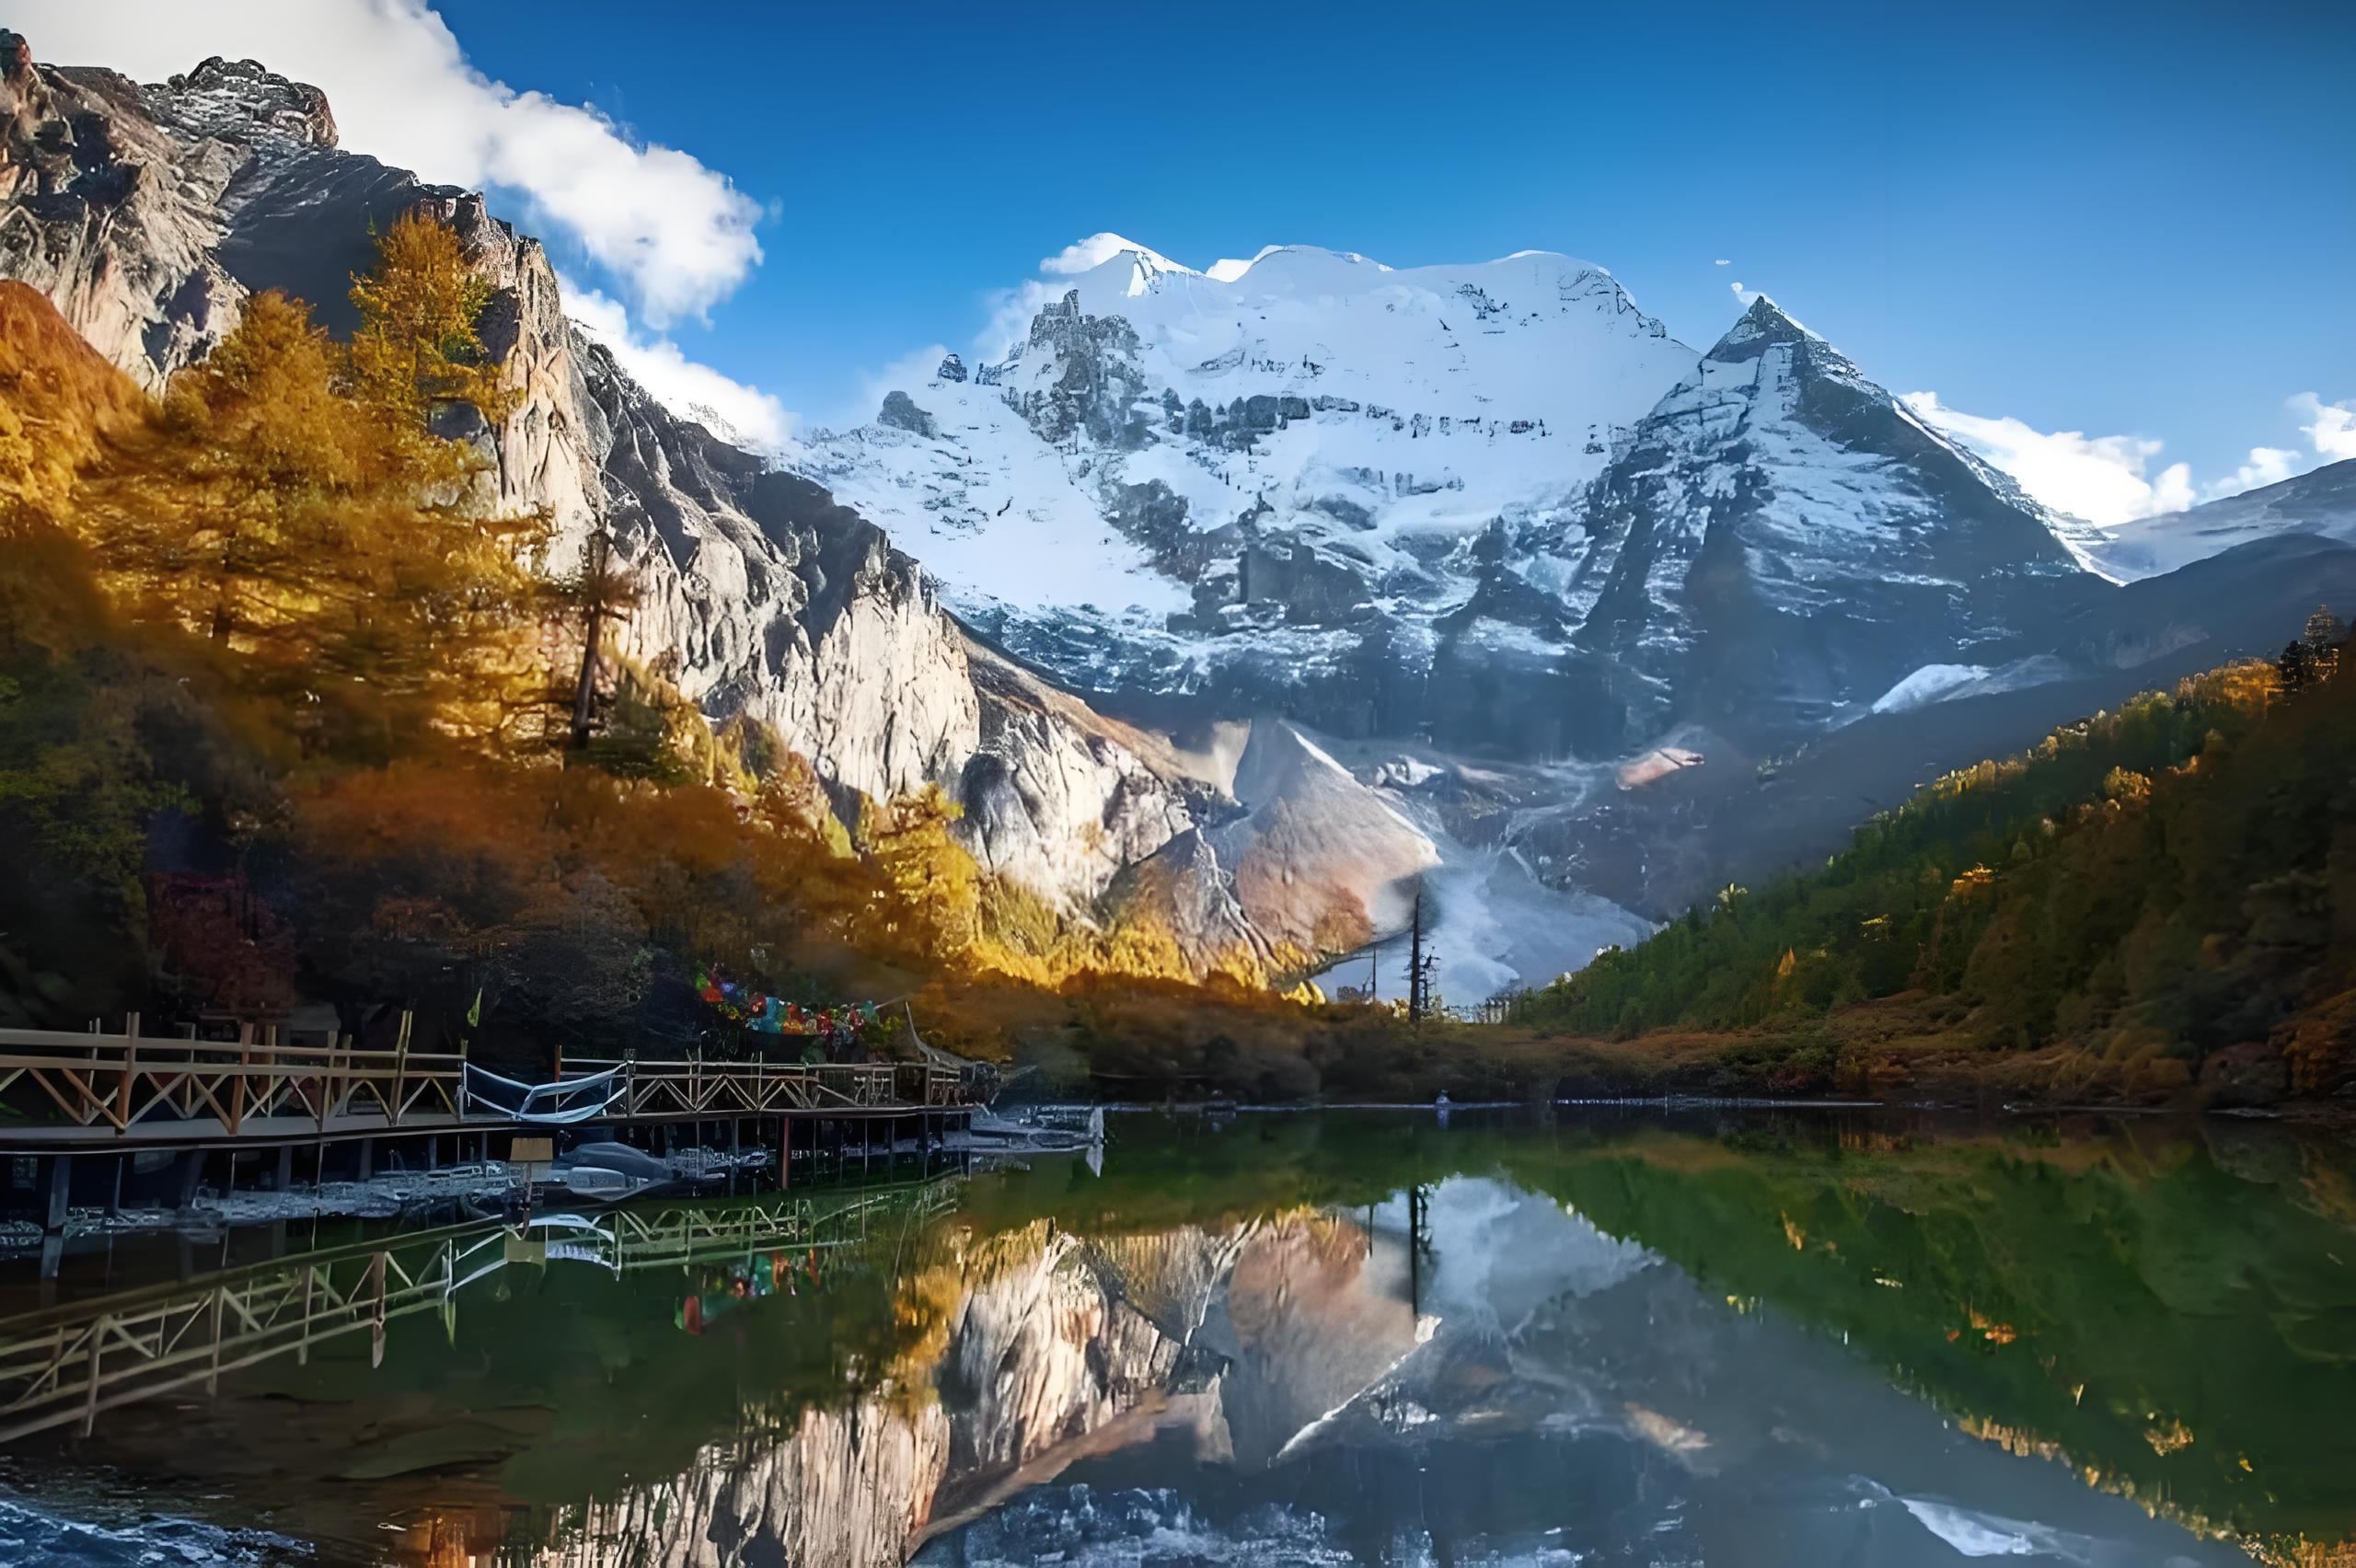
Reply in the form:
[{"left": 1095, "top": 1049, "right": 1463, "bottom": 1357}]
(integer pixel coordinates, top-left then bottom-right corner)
[{"left": 1, "top": 1109, "right": 2350, "bottom": 1567}]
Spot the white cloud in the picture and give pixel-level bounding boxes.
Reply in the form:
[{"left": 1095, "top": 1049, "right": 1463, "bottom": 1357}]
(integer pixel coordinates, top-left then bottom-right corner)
[
  {"left": 14, "top": 0, "right": 763, "bottom": 326},
  {"left": 978, "top": 278, "right": 1059, "bottom": 362},
  {"left": 1907, "top": 389, "right": 2356, "bottom": 524},
  {"left": 2206, "top": 445, "right": 2300, "bottom": 500},
  {"left": 1903, "top": 391, "right": 2195, "bottom": 525},
  {"left": 2292, "top": 391, "right": 2356, "bottom": 460},
  {"left": 1729, "top": 280, "right": 1761, "bottom": 306},
  {"left": 564, "top": 278, "right": 792, "bottom": 452},
  {"left": 1714, "top": 258, "right": 1731, "bottom": 266}
]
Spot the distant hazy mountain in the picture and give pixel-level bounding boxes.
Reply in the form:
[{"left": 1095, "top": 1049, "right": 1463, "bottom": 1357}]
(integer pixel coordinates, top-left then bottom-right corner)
[{"left": 2080, "top": 458, "right": 2356, "bottom": 582}]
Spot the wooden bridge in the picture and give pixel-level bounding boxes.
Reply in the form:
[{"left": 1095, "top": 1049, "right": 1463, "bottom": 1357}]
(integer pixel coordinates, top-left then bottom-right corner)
[{"left": 0, "top": 1178, "right": 962, "bottom": 1445}]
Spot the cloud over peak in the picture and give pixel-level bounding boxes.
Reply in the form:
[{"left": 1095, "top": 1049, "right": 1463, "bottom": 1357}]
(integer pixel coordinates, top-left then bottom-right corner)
[
  {"left": 14, "top": 0, "right": 763, "bottom": 326},
  {"left": 1903, "top": 392, "right": 2193, "bottom": 525},
  {"left": 1908, "top": 387, "right": 2356, "bottom": 528}
]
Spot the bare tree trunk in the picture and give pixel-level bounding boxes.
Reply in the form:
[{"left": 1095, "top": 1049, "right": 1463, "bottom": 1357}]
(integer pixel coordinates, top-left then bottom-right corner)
[{"left": 569, "top": 532, "right": 607, "bottom": 752}]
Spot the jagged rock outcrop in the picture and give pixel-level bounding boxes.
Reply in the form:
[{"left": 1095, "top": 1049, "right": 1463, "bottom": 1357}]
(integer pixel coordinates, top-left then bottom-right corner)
[
  {"left": 0, "top": 34, "right": 1210, "bottom": 911},
  {"left": 1103, "top": 829, "right": 1275, "bottom": 975},
  {"left": 0, "top": 40, "right": 247, "bottom": 386},
  {"left": 876, "top": 388, "right": 936, "bottom": 438},
  {"left": 1206, "top": 721, "right": 1440, "bottom": 955}
]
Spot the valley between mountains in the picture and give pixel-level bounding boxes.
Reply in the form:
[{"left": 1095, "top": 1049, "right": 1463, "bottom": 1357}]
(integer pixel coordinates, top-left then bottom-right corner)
[{"left": 5, "top": 32, "right": 2354, "bottom": 1106}]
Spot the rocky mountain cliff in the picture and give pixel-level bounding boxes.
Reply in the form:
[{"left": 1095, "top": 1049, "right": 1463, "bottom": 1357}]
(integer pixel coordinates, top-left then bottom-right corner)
[
  {"left": 0, "top": 36, "right": 1213, "bottom": 911},
  {"left": 1560, "top": 295, "right": 2108, "bottom": 746}
]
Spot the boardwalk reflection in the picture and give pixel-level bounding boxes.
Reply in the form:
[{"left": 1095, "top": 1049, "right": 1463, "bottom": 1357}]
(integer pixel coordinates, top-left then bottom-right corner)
[{"left": 0, "top": 1179, "right": 959, "bottom": 1444}]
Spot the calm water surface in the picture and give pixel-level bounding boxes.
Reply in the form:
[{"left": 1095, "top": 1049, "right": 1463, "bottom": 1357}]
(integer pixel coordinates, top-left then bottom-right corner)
[{"left": 2, "top": 1108, "right": 2352, "bottom": 1566}]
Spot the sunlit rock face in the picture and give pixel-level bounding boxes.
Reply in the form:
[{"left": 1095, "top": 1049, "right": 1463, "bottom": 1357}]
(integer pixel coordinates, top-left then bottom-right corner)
[{"left": 0, "top": 35, "right": 1207, "bottom": 910}]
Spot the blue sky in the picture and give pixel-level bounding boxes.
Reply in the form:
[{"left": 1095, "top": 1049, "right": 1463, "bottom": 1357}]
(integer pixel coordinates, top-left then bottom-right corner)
[{"left": 21, "top": 0, "right": 2356, "bottom": 518}]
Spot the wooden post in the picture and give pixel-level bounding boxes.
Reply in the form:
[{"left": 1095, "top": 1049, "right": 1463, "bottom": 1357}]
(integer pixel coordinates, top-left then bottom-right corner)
[
  {"left": 115, "top": 1012, "right": 139, "bottom": 1132},
  {"left": 42, "top": 1155, "right": 72, "bottom": 1231},
  {"left": 298, "top": 1266, "right": 316, "bottom": 1366},
  {"left": 780, "top": 1115, "right": 791, "bottom": 1191},
  {"left": 81, "top": 1312, "right": 105, "bottom": 1436},
  {"left": 229, "top": 1024, "right": 250, "bottom": 1138},
  {"left": 391, "top": 1009, "right": 412, "bottom": 1124}
]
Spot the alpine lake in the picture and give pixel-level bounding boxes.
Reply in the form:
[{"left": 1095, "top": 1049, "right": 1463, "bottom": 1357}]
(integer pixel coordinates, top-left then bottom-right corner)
[{"left": 2, "top": 1106, "right": 2352, "bottom": 1567}]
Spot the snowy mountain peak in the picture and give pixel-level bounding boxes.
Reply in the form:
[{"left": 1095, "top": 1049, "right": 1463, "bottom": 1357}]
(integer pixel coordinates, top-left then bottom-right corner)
[
  {"left": 1719, "top": 293, "right": 1817, "bottom": 352},
  {"left": 1570, "top": 283, "right": 2105, "bottom": 742},
  {"left": 1056, "top": 233, "right": 1200, "bottom": 297},
  {"left": 795, "top": 236, "right": 1703, "bottom": 734}
]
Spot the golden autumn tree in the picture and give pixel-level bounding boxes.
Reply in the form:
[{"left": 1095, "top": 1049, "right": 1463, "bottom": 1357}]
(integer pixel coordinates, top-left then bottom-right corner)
[
  {"left": 70, "top": 217, "right": 550, "bottom": 759},
  {"left": 345, "top": 209, "right": 513, "bottom": 427},
  {"left": 857, "top": 784, "right": 983, "bottom": 962}
]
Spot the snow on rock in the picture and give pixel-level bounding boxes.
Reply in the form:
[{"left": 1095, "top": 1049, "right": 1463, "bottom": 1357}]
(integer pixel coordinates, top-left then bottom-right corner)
[
  {"left": 1568, "top": 295, "right": 2108, "bottom": 746},
  {"left": 1870, "top": 663, "right": 1992, "bottom": 714},
  {"left": 793, "top": 239, "right": 1700, "bottom": 739}
]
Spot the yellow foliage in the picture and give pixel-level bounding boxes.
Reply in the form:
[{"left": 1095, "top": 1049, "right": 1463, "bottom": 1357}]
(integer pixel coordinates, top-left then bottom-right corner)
[
  {"left": 345, "top": 209, "right": 514, "bottom": 427},
  {"left": 69, "top": 272, "right": 549, "bottom": 758}
]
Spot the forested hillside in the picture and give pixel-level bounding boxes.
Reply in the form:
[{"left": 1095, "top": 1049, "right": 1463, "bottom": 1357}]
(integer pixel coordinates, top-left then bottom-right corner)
[
  {"left": 0, "top": 217, "right": 1305, "bottom": 1072},
  {"left": 1513, "top": 629, "right": 2356, "bottom": 1098}
]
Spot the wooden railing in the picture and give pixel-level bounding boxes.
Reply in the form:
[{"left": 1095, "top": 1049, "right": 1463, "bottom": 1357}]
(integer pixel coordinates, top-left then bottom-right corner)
[
  {"left": 0, "top": 1014, "right": 465, "bottom": 1136},
  {"left": 0, "top": 1179, "right": 962, "bottom": 1443},
  {"left": 564, "top": 1057, "right": 973, "bottom": 1117}
]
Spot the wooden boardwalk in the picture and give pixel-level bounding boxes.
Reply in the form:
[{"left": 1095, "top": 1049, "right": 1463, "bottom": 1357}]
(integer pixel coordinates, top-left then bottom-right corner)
[{"left": 0, "top": 1023, "right": 976, "bottom": 1155}]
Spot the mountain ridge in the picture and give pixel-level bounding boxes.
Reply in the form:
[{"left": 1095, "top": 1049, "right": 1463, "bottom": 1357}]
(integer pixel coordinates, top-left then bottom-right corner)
[{"left": 0, "top": 31, "right": 1216, "bottom": 916}]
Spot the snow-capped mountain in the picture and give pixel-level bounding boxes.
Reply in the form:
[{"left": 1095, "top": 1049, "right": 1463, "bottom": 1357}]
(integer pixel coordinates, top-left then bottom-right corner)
[
  {"left": 2077, "top": 457, "right": 2356, "bottom": 582},
  {"left": 794, "top": 237, "right": 1702, "bottom": 743},
  {"left": 795, "top": 243, "right": 2109, "bottom": 760}
]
